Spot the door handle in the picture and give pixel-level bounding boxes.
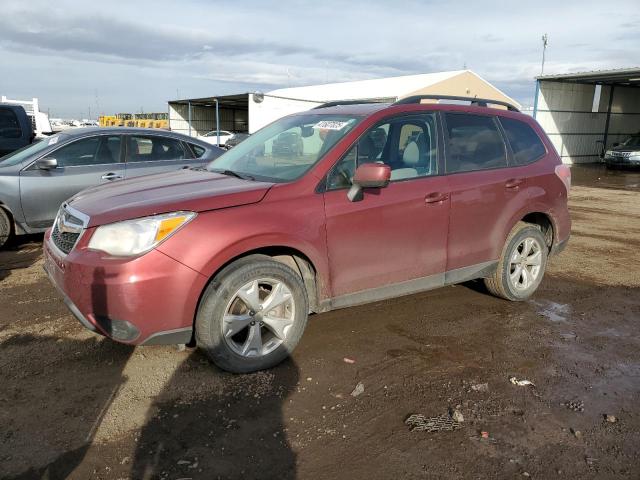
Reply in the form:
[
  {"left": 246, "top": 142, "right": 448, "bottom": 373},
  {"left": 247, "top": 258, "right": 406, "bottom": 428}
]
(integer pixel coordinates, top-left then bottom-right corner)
[
  {"left": 425, "top": 192, "right": 449, "bottom": 204},
  {"left": 101, "top": 173, "right": 123, "bottom": 181},
  {"left": 505, "top": 178, "right": 524, "bottom": 189}
]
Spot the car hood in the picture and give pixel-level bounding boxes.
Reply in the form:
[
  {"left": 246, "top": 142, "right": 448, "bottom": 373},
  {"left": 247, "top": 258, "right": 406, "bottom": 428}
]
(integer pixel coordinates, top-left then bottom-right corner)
[{"left": 67, "top": 169, "right": 274, "bottom": 227}]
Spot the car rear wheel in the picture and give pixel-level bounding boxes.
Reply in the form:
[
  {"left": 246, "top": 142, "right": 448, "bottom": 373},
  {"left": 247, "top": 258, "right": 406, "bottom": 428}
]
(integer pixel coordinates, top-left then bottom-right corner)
[
  {"left": 196, "top": 255, "right": 309, "bottom": 373},
  {"left": 484, "top": 222, "right": 548, "bottom": 301},
  {"left": 0, "top": 208, "right": 12, "bottom": 249}
]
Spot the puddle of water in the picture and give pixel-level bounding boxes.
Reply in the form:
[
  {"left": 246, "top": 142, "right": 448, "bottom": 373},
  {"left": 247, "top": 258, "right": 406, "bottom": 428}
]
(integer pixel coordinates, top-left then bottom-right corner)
[{"left": 530, "top": 300, "right": 571, "bottom": 322}]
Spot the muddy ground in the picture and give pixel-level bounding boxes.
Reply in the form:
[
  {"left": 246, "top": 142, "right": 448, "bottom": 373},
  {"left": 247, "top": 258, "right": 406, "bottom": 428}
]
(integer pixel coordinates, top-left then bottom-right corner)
[{"left": 1, "top": 164, "right": 639, "bottom": 479}]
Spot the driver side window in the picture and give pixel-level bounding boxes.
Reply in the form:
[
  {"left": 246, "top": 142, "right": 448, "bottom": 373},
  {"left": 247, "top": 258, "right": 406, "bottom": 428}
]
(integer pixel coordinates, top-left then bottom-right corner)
[{"left": 326, "top": 114, "right": 437, "bottom": 190}]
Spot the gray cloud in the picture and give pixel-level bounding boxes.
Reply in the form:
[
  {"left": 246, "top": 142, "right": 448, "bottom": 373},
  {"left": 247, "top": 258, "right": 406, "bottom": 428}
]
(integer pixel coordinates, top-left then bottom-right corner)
[
  {"left": 0, "top": 11, "right": 317, "bottom": 62},
  {"left": 1, "top": 0, "right": 637, "bottom": 117}
]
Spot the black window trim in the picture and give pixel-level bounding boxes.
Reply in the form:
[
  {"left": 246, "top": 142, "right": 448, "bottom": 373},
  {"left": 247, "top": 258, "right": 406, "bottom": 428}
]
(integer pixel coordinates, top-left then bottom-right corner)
[
  {"left": 497, "top": 116, "right": 548, "bottom": 166},
  {"left": 184, "top": 141, "right": 207, "bottom": 159},
  {"left": 441, "top": 111, "right": 511, "bottom": 175},
  {"left": 320, "top": 112, "right": 442, "bottom": 193}
]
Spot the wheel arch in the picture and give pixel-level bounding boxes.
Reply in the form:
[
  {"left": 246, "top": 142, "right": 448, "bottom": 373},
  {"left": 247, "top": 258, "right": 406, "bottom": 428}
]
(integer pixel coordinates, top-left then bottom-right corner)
[
  {"left": 502, "top": 208, "right": 557, "bottom": 254},
  {"left": 196, "top": 245, "right": 324, "bottom": 324},
  {"left": 520, "top": 211, "right": 555, "bottom": 250}
]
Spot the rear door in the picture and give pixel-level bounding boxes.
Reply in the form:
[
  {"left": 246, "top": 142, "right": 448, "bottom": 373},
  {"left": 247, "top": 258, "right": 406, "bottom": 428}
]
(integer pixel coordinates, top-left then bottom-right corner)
[
  {"left": 124, "top": 134, "right": 195, "bottom": 178},
  {"left": 323, "top": 113, "right": 449, "bottom": 299},
  {"left": 19, "top": 134, "right": 124, "bottom": 228},
  {"left": 443, "top": 112, "right": 528, "bottom": 272}
]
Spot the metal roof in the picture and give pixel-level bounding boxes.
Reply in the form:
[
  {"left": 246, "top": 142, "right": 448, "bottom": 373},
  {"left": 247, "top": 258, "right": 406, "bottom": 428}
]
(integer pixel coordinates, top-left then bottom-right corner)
[
  {"left": 168, "top": 93, "right": 249, "bottom": 108},
  {"left": 536, "top": 67, "right": 640, "bottom": 85},
  {"left": 266, "top": 70, "right": 467, "bottom": 103}
]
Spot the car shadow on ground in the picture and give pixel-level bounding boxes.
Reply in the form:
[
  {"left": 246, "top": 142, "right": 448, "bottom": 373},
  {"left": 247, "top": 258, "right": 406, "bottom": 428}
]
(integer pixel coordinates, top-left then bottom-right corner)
[
  {"left": 0, "top": 233, "right": 43, "bottom": 283},
  {"left": 129, "top": 353, "right": 299, "bottom": 480},
  {"left": 1, "top": 334, "right": 134, "bottom": 479}
]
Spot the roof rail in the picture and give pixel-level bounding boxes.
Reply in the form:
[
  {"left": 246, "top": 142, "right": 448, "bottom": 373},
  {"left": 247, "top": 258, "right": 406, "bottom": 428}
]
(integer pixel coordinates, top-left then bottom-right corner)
[
  {"left": 394, "top": 95, "right": 520, "bottom": 112},
  {"left": 312, "top": 98, "right": 392, "bottom": 109}
]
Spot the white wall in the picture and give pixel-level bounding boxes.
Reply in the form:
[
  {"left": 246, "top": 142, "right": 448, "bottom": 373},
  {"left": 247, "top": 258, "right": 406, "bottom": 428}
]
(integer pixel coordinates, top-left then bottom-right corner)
[{"left": 248, "top": 94, "right": 322, "bottom": 133}]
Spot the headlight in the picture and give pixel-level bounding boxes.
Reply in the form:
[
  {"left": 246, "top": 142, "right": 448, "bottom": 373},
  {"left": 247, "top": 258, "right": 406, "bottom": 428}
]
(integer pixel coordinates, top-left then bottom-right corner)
[
  {"left": 605, "top": 150, "right": 613, "bottom": 157},
  {"left": 88, "top": 211, "right": 196, "bottom": 256},
  {"left": 630, "top": 151, "right": 640, "bottom": 160}
]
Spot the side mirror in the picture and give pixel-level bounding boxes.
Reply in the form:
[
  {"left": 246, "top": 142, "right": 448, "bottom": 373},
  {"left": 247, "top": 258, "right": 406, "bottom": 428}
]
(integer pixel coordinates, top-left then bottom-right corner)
[
  {"left": 35, "top": 158, "right": 58, "bottom": 170},
  {"left": 347, "top": 163, "right": 391, "bottom": 202}
]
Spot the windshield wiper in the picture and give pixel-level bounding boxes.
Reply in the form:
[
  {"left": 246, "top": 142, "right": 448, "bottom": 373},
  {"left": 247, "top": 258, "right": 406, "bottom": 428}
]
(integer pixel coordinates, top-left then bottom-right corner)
[{"left": 210, "top": 168, "right": 254, "bottom": 181}]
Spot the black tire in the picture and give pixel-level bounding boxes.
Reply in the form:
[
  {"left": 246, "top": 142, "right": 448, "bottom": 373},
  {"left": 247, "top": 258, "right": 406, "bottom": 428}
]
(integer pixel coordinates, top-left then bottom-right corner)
[
  {"left": 0, "top": 208, "right": 12, "bottom": 249},
  {"left": 484, "top": 222, "right": 548, "bottom": 301},
  {"left": 196, "top": 254, "right": 309, "bottom": 373}
]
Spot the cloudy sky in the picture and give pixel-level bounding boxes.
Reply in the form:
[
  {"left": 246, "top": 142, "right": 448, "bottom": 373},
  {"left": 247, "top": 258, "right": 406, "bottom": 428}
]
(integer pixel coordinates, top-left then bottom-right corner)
[{"left": 1, "top": 0, "right": 638, "bottom": 118}]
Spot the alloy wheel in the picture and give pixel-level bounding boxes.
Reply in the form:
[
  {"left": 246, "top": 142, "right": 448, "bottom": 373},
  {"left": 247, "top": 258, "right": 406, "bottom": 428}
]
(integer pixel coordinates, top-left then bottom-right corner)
[
  {"left": 508, "top": 237, "right": 543, "bottom": 291},
  {"left": 222, "top": 278, "right": 295, "bottom": 357}
]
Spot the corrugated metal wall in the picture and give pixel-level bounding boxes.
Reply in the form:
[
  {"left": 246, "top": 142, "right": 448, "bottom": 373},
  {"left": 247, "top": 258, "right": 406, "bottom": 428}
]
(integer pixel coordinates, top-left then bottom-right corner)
[
  {"left": 536, "top": 82, "right": 640, "bottom": 164},
  {"left": 169, "top": 103, "right": 248, "bottom": 137}
]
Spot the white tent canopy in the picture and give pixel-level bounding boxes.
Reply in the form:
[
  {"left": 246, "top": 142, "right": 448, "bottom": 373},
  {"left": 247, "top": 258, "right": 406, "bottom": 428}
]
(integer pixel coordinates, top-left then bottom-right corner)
[{"left": 249, "top": 70, "right": 519, "bottom": 132}]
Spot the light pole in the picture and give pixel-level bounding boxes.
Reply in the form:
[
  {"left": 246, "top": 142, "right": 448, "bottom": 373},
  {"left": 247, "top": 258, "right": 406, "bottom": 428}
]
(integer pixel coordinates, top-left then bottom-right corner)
[
  {"left": 533, "top": 33, "right": 549, "bottom": 119},
  {"left": 540, "top": 33, "right": 549, "bottom": 75}
]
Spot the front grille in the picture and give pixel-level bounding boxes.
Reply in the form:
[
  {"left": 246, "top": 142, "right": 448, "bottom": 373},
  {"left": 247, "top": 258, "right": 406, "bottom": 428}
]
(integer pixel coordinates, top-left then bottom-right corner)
[
  {"left": 51, "top": 223, "right": 80, "bottom": 254},
  {"left": 51, "top": 207, "right": 85, "bottom": 254}
]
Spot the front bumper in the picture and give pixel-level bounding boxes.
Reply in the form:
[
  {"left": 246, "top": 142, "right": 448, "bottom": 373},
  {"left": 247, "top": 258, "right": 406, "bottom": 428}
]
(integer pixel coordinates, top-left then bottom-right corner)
[
  {"left": 43, "top": 229, "right": 208, "bottom": 345},
  {"left": 604, "top": 156, "right": 640, "bottom": 167}
]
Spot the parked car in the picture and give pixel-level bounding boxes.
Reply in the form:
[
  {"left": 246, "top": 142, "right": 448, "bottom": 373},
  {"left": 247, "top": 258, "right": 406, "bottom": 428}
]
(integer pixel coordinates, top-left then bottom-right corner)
[
  {"left": 272, "top": 131, "right": 304, "bottom": 156},
  {"left": 44, "top": 96, "right": 570, "bottom": 373},
  {"left": 224, "top": 132, "right": 250, "bottom": 150},
  {"left": 604, "top": 133, "right": 640, "bottom": 168},
  {"left": 0, "top": 127, "right": 223, "bottom": 247},
  {"left": 0, "top": 104, "right": 34, "bottom": 157},
  {"left": 201, "top": 130, "right": 234, "bottom": 146}
]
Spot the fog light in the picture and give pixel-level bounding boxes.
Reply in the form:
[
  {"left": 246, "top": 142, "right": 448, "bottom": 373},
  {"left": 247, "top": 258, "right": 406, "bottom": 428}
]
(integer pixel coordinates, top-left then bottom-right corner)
[{"left": 95, "top": 315, "right": 140, "bottom": 342}]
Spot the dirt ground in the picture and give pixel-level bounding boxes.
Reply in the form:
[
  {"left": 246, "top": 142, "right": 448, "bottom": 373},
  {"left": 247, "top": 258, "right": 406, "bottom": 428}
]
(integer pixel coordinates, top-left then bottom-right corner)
[{"left": 1, "top": 164, "right": 639, "bottom": 479}]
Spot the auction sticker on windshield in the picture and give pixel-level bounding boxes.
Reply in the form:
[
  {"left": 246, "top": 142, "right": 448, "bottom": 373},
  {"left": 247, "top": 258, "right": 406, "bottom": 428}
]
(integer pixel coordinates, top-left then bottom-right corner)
[{"left": 314, "top": 120, "right": 352, "bottom": 130}]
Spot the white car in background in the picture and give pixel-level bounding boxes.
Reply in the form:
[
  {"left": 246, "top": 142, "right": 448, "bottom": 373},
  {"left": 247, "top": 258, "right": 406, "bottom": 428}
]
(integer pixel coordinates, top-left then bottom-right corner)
[{"left": 201, "top": 130, "right": 234, "bottom": 146}]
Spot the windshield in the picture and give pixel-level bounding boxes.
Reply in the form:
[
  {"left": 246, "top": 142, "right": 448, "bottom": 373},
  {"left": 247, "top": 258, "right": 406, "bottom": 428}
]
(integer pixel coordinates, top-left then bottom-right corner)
[
  {"left": 207, "top": 113, "right": 361, "bottom": 182},
  {"left": 621, "top": 135, "right": 640, "bottom": 148},
  {"left": 0, "top": 136, "right": 58, "bottom": 167}
]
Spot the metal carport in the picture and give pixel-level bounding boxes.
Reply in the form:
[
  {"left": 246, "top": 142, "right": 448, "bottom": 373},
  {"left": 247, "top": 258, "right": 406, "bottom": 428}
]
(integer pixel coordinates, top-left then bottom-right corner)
[
  {"left": 533, "top": 68, "right": 640, "bottom": 164},
  {"left": 168, "top": 94, "right": 250, "bottom": 138}
]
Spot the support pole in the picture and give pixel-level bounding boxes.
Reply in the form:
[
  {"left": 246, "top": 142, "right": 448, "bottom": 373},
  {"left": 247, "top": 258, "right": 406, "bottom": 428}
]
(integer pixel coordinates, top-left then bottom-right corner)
[
  {"left": 533, "top": 80, "right": 540, "bottom": 119},
  {"left": 188, "top": 101, "right": 192, "bottom": 137},
  {"left": 215, "top": 99, "right": 220, "bottom": 146},
  {"left": 603, "top": 85, "right": 615, "bottom": 151}
]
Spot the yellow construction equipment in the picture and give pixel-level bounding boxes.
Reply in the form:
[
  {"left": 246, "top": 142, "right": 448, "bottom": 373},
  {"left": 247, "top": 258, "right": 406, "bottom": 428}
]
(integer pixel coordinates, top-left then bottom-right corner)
[{"left": 99, "top": 113, "right": 168, "bottom": 129}]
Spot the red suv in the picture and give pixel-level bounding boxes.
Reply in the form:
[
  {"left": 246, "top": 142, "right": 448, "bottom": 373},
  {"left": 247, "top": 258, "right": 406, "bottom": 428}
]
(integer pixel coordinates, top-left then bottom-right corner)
[{"left": 44, "top": 96, "right": 571, "bottom": 373}]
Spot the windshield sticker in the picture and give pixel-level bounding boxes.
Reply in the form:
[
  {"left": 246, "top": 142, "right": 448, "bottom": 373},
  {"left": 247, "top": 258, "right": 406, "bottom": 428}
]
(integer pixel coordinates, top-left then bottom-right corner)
[
  {"left": 313, "top": 120, "right": 351, "bottom": 131},
  {"left": 48, "top": 137, "right": 58, "bottom": 145}
]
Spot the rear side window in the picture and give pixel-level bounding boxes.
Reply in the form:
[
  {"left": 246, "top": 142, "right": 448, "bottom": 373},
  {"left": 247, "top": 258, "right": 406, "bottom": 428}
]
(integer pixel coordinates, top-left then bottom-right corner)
[
  {"left": 189, "top": 143, "right": 206, "bottom": 158},
  {"left": 499, "top": 117, "right": 546, "bottom": 165},
  {"left": 127, "top": 136, "right": 187, "bottom": 162},
  {"left": 0, "top": 108, "right": 22, "bottom": 139},
  {"left": 445, "top": 113, "right": 507, "bottom": 173}
]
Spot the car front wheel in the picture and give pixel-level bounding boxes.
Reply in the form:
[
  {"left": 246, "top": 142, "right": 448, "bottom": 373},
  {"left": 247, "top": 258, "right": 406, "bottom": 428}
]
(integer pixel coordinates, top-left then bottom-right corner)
[
  {"left": 0, "top": 208, "right": 12, "bottom": 249},
  {"left": 196, "top": 255, "right": 309, "bottom": 373},
  {"left": 484, "top": 222, "right": 548, "bottom": 301}
]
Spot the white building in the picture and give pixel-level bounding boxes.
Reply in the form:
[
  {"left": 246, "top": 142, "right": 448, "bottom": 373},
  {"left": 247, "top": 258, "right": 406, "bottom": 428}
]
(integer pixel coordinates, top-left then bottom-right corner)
[
  {"left": 168, "top": 70, "right": 519, "bottom": 138},
  {"left": 533, "top": 68, "right": 640, "bottom": 164}
]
